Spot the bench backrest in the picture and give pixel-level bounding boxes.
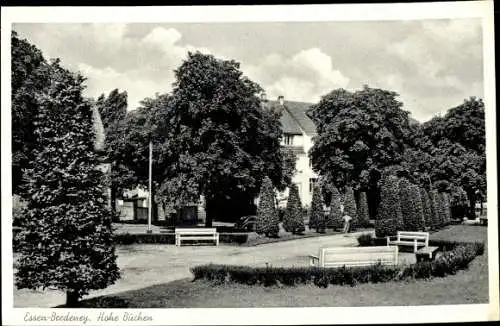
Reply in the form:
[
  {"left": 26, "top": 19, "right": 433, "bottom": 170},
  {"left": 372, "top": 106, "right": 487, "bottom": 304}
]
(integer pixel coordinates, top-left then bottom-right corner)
[
  {"left": 318, "top": 246, "right": 398, "bottom": 268},
  {"left": 397, "top": 231, "right": 429, "bottom": 242},
  {"left": 175, "top": 228, "right": 217, "bottom": 235}
]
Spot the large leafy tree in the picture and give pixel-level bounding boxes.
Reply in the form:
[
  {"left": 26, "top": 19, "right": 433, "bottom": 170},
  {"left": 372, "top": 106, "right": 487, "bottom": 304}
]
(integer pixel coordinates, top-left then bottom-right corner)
[
  {"left": 15, "top": 60, "right": 119, "bottom": 307},
  {"left": 309, "top": 86, "right": 410, "bottom": 190},
  {"left": 11, "top": 31, "right": 51, "bottom": 196},
  {"left": 149, "top": 52, "right": 286, "bottom": 226},
  {"left": 95, "top": 89, "right": 128, "bottom": 212}
]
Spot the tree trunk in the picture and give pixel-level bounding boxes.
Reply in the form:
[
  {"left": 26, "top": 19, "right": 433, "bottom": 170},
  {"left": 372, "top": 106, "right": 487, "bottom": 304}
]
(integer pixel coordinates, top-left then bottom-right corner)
[{"left": 66, "top": 290, "right": 79, "bottom": 307}]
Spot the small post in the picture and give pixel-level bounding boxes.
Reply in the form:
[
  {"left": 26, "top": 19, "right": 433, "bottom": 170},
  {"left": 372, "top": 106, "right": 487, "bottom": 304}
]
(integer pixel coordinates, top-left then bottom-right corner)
[{"left": 147, "top": 140, "right": 153, "bottom": 234}]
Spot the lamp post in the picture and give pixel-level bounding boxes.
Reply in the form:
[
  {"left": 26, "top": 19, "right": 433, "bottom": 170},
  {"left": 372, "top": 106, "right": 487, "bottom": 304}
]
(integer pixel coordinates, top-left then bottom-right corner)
[{"left": 147, "top": 140, "right": 153, "bottom": 234}]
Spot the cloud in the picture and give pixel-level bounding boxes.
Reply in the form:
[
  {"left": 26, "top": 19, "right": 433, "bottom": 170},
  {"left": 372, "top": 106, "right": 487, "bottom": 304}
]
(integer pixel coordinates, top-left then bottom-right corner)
[{"left": 243, "top": 48, "right": 349, "bottom": 102}]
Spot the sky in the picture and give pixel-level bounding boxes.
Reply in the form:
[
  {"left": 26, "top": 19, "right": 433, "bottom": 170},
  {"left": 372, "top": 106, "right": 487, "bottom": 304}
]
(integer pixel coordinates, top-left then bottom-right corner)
[{"left": 13, "top": 19, "right": 483, "bottom": 122}]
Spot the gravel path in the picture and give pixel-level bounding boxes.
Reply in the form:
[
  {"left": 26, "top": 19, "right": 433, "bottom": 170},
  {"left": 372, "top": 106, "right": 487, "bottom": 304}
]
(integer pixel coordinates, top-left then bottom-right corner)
[{"left": 15, "top": 230, "right": 416, "bottom": 307}]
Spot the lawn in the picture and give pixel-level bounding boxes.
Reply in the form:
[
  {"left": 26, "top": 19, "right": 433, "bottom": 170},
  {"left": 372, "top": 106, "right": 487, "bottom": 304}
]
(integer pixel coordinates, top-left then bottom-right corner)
[{"left": 72, "top": 224, "right": 488, "bottom": 308}]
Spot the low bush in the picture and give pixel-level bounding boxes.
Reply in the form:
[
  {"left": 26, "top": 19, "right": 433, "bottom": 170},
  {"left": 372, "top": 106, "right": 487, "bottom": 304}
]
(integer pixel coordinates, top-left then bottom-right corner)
[
  {"left": 113, "top": 232, "right": 248, "bottom": 245},
  {"left": 191, "top": 241, "right": 484, "bottom": 288},
  {"left": 356, "top": 233, "right": 387, "bottom": 247}
]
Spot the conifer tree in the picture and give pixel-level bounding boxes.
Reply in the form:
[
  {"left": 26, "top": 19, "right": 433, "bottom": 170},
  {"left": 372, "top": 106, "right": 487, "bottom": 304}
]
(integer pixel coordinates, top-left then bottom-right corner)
[
  {"left": 410, "top": 184, "right": 426, "bottom": 231},
  {"left": 282, "top": 184, "right": 305, "bottom": 234},
  {"left": 375, "top": 175, "right": 403, "bottom": 238},
  {"left": 256, "top": 176, "right": 280, "bottom": 237},
  {"left": 310, "top": 183, "right": 325, "bottom": 233},
  {"left": 399, "top": 178, "right": 416, "bottom": 230},
  {"left": 14, "top": 61, "right": 119, "bottom": 307},
  {"left": 419, "top": 187, "right": 433, "bottom": 231},
  {"left": 327, "top": 186, "right": 343, "bottom": 230},
  {"left": 357, "top": 191, "right": 370, "bottom": 228},
  {"left": 343, "top": 186, "right": 358, "bottom": 230},
  {"left": 430, "top": 189, "right": 442, "bottom": 229},
  {"left": 440, "top": 192, "right": 452, "bottom": 226}
]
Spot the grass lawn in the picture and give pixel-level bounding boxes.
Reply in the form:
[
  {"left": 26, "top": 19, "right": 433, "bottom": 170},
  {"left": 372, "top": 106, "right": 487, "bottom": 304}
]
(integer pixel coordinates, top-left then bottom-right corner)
[{"left": 72, "top": 224, "right": 488, "bottom": 308}]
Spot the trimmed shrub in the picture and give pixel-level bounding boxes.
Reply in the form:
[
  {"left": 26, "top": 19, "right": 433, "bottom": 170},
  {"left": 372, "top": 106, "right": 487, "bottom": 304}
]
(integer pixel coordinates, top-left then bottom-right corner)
[
  {"left": 256, "top": 177, "right": 279, "bottom": 237},
  {"left": 419, "top": 188, "right": 433, "bottom": 231},
  {"left": 190, "top": 240, "right": 484, "bottom": 288},
  {"left": 441, "top": 192, "right": 452, "bottom": 226},
  {"left": 112, "top": 232, "right": 248, "bottom": 245},
  {"left": 310, "top": 183, "right": 325, "bottom": 233},
  {"left": 410, "top": 184, "right": 426, "bottom": 231},
  {"left": 399, "top": 178, "right": 418, "bottom": 231},
  {"left": 357, "top": 191, "right": 370, "bottom": 228},
  {"left": 327, "top": 186, "right": 343, "bottom": 230},
  {"left": 430, "top": 190, "right": 442, "bottom": 230},
  {"left": 357, "top": 233, "right": 387, "bottom": 247},
  {"left": 282, "top": 184, "right": 305, "bottom": 234},
  {"left": 343, "top": 186, "right": 358, "bottom": 230},
  {"left": 375, "top": 175, "right": 403, "bottom": 238}
]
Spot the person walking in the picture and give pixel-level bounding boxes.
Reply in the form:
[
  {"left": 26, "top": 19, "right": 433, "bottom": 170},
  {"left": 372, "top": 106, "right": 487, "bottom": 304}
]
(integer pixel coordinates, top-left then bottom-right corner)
[{"left": 343, "top": 213, "right": 352, "bottom": 233}]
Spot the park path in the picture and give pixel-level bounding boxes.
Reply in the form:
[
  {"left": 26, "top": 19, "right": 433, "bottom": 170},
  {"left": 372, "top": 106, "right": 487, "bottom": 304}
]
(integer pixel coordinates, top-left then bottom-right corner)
[{"left": 14, "top": 231, "right": 376, "bottom": 307}]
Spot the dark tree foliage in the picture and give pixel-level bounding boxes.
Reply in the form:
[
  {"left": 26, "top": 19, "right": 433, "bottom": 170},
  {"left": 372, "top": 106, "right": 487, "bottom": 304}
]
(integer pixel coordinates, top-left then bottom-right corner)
[
  {"left": 343, "top": 186, "right": 358, "bottom": 229},
  {"left": 309, "top": 86, "right": 410, "bottom": 190},
  {"left": 375, "top": 175, "right": 403, "bottom": 238},
  {"left": 410, "top": 184, "right": 426, "bottom": 231},
  {"left": 327, "top": 186, "right": 343, "bottom": 230},
  {"left": 430, "top": 189, "right": 442, "bottom": 230},
  {"left": 282, "top": 184, "right": 305, "bottom": 234},
  {"left": 14, "top": 61, "right": 119, "bottom": 307},
  {"left": 357, "top": 191, "right": 370, "bottom": 228},
  {"left": 95, "top": 89, "right": 128, "bottom": 212},
  {"left": 310, "top": 182, "right": 325, "bottom": 233},
  {"left": 450, "top": 186, "right": 469, "bottom": 219},
  {"left": 11, "top": 31, "right": 51, "bottom": 196},
  {"left": 419, "top": 187, "right": 433, "bottom": 231},
  {"left": 147, "top": 52, "right": 288, "bottom": 226},
  {"left": 256, "top": 176, "right": 279, "bottom": 237}
]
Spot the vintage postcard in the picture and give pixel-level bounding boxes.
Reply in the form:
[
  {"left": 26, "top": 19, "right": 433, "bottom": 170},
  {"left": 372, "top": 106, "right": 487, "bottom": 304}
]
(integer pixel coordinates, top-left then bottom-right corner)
[{"left": 1, "top": 1, "right": 498, "bottom": 325}]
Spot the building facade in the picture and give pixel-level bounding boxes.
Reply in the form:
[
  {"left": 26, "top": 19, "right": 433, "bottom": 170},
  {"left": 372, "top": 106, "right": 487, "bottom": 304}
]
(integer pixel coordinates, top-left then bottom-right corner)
[{"left": 272, "top": 96, "right": 318, "bottom": 207}]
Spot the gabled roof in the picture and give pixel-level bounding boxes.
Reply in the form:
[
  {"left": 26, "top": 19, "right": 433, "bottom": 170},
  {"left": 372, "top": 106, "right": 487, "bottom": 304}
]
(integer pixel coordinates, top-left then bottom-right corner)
[{"left": 270, "top": 100, "right": 317, "bottom": 137}]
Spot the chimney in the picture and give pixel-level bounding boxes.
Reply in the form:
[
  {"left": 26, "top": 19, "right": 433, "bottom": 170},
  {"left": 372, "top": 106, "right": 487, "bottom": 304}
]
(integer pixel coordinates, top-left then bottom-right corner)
[{"left": 278, "top": 95, "right": 284, "bottom": 106}]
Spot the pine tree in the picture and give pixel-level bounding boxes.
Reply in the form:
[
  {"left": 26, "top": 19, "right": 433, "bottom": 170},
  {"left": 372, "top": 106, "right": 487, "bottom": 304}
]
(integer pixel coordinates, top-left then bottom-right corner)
[
  {"left": 357, "top": 191, "right": 370, "bottom": 228},
  {"left": 14, "top": 61, "right": 119, "bottom": 307},
  {"left": 343, "top": 186, "right": 358, "bottom": 230},
  {"left": 375, "top": 175, "right": 403, "bottom": 238},
  {"left": 327, "top": 186, "right": 343, "bottom": 230},
  {"left": 419, "top": 187, "right": 433, "bottom": 231},
  {"left": 410, "top": 184, "right": 426, "bottom": 231},
  {"left": 310, "top": 183, "right": 325, "bottom": 233},
  {"left": 282, "top": 184, "right": 305, "bottom": 234},
  {"left": 430, "top": 189, "right": 442, "bottom": 230},
  {"left": 256, "top": 176, "right": 280, "bottom": 237}
]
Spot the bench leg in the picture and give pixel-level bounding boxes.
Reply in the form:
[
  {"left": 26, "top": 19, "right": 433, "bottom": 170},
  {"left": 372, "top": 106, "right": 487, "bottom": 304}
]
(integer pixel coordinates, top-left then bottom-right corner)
[{"left": 414, "top": 241, "right": 418, "bottom": 253}]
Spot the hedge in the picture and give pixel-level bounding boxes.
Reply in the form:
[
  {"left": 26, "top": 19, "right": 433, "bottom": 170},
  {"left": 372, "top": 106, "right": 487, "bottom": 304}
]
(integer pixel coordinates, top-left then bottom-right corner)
[
  {"left": 310, "top": 182, "right": 325, "bottom": 233},
  {"left": 113, "top": 232, "right": 248, "bottom": 245},
  {"left": 410, "top": 184, "right": 426, "bottom": 231},
  {"left": 191, "top": 242, "right": 484, "bottom": 288},
  {"left": 419, "top": 188, "right": 433, "bottom": 231}
]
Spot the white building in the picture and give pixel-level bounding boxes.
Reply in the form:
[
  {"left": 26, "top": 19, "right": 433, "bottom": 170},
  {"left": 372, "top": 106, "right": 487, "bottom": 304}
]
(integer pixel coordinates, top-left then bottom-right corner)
[{"left": 272, "top": 96, "right": 318, "bottom": 207}]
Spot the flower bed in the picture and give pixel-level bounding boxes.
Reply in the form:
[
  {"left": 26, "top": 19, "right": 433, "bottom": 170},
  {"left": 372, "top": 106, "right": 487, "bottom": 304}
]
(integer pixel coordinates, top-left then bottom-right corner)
[{"left": 190, "top": 242, "right": 484, "bottom": 288}]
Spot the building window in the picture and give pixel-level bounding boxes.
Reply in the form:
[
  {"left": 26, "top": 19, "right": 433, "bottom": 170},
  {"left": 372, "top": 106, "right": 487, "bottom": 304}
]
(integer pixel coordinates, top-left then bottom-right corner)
[
  {"left": 309, "top": 178, "right": 317, "bottom": 193},
  {"left": 283, "top": 135, "right": 293, "bottom": 145}
]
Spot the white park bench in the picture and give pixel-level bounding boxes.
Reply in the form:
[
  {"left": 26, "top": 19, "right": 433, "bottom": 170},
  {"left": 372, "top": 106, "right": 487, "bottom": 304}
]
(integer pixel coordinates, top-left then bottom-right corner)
[
  {"left": 387, "top": 231, "right": 429, "bottom": 253},
  {"left": 309, "top": 246, "right": 398, "bottom": 268},
  {"left": 175, "top": 228, "right": 219, "bottom": 247}
]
